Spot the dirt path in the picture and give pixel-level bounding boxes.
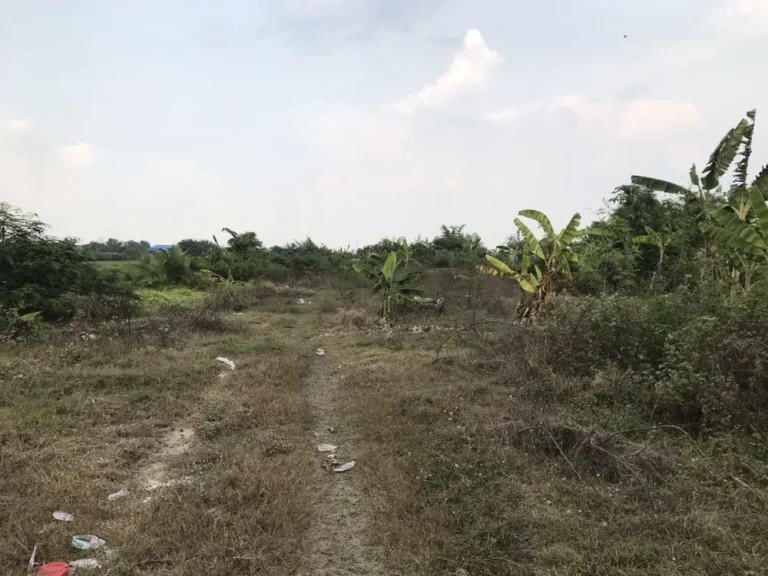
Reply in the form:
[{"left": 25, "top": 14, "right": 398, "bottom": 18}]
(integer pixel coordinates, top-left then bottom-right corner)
[
  {"left": 137, "top": 425, "right": 195, "bottom": 488},
  {"left": 300, "top": 350, "right": 388, "bottom": 576}
]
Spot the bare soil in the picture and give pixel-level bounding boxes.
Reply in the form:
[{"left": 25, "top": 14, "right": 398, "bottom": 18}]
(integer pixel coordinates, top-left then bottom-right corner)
[{"left": 301, "top": 352, "right": 387, "bottom": 576}]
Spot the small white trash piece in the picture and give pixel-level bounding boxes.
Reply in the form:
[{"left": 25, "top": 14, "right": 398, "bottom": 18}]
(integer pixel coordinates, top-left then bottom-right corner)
[
  {"left": 317, "top": 444, "right": 338, "bottom": 453},
  {"left": 316, "top": 348, "right": 325, "bottom": 356},
  {"left": 53, "top": 511, "right": 74, "bottom": 522},
  {"left": 107, "top": 489, "right": 129, "bottom": 501},
  {"left": 215, "top": 357, "right": 236, "bottom": 370},
  {"left": 69, "top": 559, "right": 101, "bottom": 569},
  {"left": 333, "top": 461, "right": 356, "bottom": 473},
  {"left": 72, "top": 535, "right": 106, "bottom": 551},
  {"left": 27, "top": 544, "right": 37, "bottom": 570}
]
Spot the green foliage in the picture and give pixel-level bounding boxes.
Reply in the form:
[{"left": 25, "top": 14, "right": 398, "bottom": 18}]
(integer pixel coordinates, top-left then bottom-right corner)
[
  {"left": 631, "top": 226, "right": 674, "bottom": 288},
  {"left": 629, "top": 176, "right": 689, "bottom": 196},
  {"left": 137, "top": 246, "right": 207, "bottom": 287},
  {"left": 702, "top": 114, "right": 751, "bottom": 192},
  {"left": 80, "top": 237, "right": 150, "bottom": 261},
  {"left": 536, "top": 282, "right": 768, "bottom": 429},
  {"left": 398, "top": 238, "right": 419, "bottom": 270},
  {"left": 268, "top": 237, "right": 351, "bottom": 278},
  {"left": 703, "top": 193, "right": 768, "bottom": 259},
  {"left": 479, "top": 210, "right": 582, "bottom": 319},
  {"left": 177, "top": 238, "right": 216, "bottom": 257},
  {"left": 627, "top": 110, "right": 764, "bottom": 292},
  {"left": 206, "top": 229, "right": 270, "bottom": 281},
  {"left": 573, "top": 184, "right": 705, "bottom": 294},
  {"left": 431, "top": 225, "right": 485, "bottom": 253},
  {"left": 137, "top": 287, "right": 209, "bottom": 309},
  {"left": 353, "top": 251, "right": 423, "bottom": 318},
  {"left": 0, "top": 203, "right": 139, "bottom": 331}
]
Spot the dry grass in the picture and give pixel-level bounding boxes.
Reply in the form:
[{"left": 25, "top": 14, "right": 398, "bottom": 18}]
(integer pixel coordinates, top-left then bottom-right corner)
[
  {"left": 3, "top": 276, "right": 768, "bottom": 575},
  {"left": 323, "top": 313, "right": 768, "bottom": 575},
  {"left": 0, "top": 298, "right": 315, "bottom": 575}
]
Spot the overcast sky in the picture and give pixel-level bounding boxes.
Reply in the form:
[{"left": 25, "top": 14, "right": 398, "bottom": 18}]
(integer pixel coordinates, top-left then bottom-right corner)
[{"left": 1, "top": 0, "right": 767, "bottom": 247}]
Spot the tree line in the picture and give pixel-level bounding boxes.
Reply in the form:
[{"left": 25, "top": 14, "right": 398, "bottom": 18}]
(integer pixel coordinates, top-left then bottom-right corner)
[{"left": 2, "top": 109, "right": 766, "bottom": 328}]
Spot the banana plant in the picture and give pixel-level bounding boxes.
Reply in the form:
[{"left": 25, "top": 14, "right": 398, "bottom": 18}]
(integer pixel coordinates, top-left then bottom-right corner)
[
  {"left": 631, "top": 110, "right": 762, "bottom": 281},
  {"left": 631, "top": 110, "right": 756, "bottom": 209},
  {"left": 477, "top": 210, "right": 584, "bottom": 320},
  {"left": 353, "top": 251, "right": 423, "bottom": 318},
  {"left": 702, "top": 184, "right": 768, "bottom": 291},
  {"left": 703, "top": 185, "right": 768, "bottom": 262},
  {"left": 632, "top": 226, "right": 674, "bottom": 289},
  {"left": 398, "top": 238, "right": 419, "bottom": 270}
]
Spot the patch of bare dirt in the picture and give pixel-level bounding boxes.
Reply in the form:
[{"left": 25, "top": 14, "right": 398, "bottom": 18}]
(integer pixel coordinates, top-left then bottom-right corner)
[
  {"left": 137, "top": 425, "right": 195, "bottom": 487},
  {"left": 300, "top": 352, "right": 388, "bottom": 576}
]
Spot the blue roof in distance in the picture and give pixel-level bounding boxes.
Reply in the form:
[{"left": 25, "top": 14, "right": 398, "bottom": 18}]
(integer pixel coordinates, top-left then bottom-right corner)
[{"left": 148, "top": 244, "right": 173, "bottom": 252}]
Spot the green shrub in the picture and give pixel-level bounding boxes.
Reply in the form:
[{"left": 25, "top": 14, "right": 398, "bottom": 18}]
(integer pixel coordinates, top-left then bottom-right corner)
[
  {"left": 138, "top": 287, "right": 209, "bottom": 309},
  {"left": 532, "top": 283, "right": 768, "bottom": 430}
]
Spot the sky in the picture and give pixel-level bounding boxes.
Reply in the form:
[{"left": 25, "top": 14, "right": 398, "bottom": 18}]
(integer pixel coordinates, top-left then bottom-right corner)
[{"left": 1, "top": 0, "right": 767, "bottom": 248}]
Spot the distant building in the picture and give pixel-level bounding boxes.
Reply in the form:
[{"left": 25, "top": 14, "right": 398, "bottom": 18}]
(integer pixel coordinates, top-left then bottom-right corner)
[{"left": 148, "top": 244, "right": 173, "bottom": 253}]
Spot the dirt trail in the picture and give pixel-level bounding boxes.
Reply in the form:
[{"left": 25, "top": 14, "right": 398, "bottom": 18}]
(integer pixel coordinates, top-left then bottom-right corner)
[
  {"left": 301, "top": 351, "right": 389, "bottom": 576},
  {"left": 137, "top": 425, "right": 195, "bottom": 487}
]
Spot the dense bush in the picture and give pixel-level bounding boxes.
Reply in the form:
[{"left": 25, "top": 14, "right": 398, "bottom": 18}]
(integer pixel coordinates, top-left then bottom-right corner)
[
  {"left": 0, "top": 203, "right": 139, "bottom": 333},
  {"left": 531, "top": 283, "right": 768, "bottom": 430}
]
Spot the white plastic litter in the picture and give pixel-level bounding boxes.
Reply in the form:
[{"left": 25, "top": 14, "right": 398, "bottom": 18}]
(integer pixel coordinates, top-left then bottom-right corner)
[
  {"left": 333, "top": 461, "right": 356, "bottom": 473},
  {"left": 215, "top": 357, "right": 236, "bottom": 370},
  {"left": 317, "top": 444, "right": 338, "bottom": 453},
  {"left": 144, "top": 477, "right": 190, "bottom": 492},
  {"left": 316, "top": 348, "right": 325, "bottom": 356},
  {"left": 53, "top": 511, "right": 74, "bottom": 522},
  {"left": 71, "top": 535, "right": 106, "bottom": 551},
  {"left": 298, "top": 298, "right": 306, "bottom": 304},
  {"left": 27, "top": 544, "right": 37, "bottom": 570},
  {"left": 69, "top": 558, "right": 101, "bottom": 569},
  {"left": 107, "top": 489, "right": 129, "bottom": 501}
]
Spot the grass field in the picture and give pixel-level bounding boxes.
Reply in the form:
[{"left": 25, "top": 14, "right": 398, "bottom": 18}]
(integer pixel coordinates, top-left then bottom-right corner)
[
  {"left": 136, "top": 287, "right": 209, "bottom": 309},
  {"left": 1, "top": 277, "right": 766, "bottom": 575},
  {"left": 92, "top": 260, "right": 141, "bottom": 274}
]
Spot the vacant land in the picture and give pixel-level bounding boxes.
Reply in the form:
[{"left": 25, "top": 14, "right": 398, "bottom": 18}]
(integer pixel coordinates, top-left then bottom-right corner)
[{"left": 1, "top": 279, "right": 766, "bottom": 575}]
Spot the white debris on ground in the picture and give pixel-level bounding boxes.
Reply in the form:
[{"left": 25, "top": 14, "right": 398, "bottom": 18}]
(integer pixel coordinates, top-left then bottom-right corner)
[
  {"left": 69, "top": 558, "right": 101, "bottom": 569},
  {"left": 71, "top": 535, "right": 106, "bottom": 551},
  {"left": 107, "top": 489, "right": 129, "bottom": 501},
  {"left": 332, "top": 461, "right": 356, "bottom": 473},
  {"left": 215, "top": 357, "right": 235, "bottom": 370}
]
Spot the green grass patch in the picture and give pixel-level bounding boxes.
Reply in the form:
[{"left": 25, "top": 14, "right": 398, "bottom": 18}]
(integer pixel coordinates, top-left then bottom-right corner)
[
  {"left": 92, "top": 260, "right": 141, "bottom": 273},
  {"left": 137, "top": 287, "right": 208, "bottom": 309}
]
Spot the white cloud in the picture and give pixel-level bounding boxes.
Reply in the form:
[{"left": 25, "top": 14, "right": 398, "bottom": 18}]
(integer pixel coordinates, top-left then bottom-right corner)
[
  {"left": 486, "top": 95, "right": 702, "bottom": 141},
  {"left": 6, "top": 118, "right": 29, "bottom": 131},
  {"left": 715, "top": 0, "right": 768, "bottom": 39},
  {"left": 485, "top": 95, "right": 605, "bottom": 123},
  {"left": 483, "top": 107, "right": 522, "bottom": 122},
  {"left": 56, "top": 142, "right": 94, "bottom": 169},
  {"left": 619, "top": 99, "right": 702, "bottom": 140},
  {"left": 390, "top": 28, "right": 501, "bottom": 114},
  {"left": 551, "top": 95, "right": 607, "bottom": 121}
]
